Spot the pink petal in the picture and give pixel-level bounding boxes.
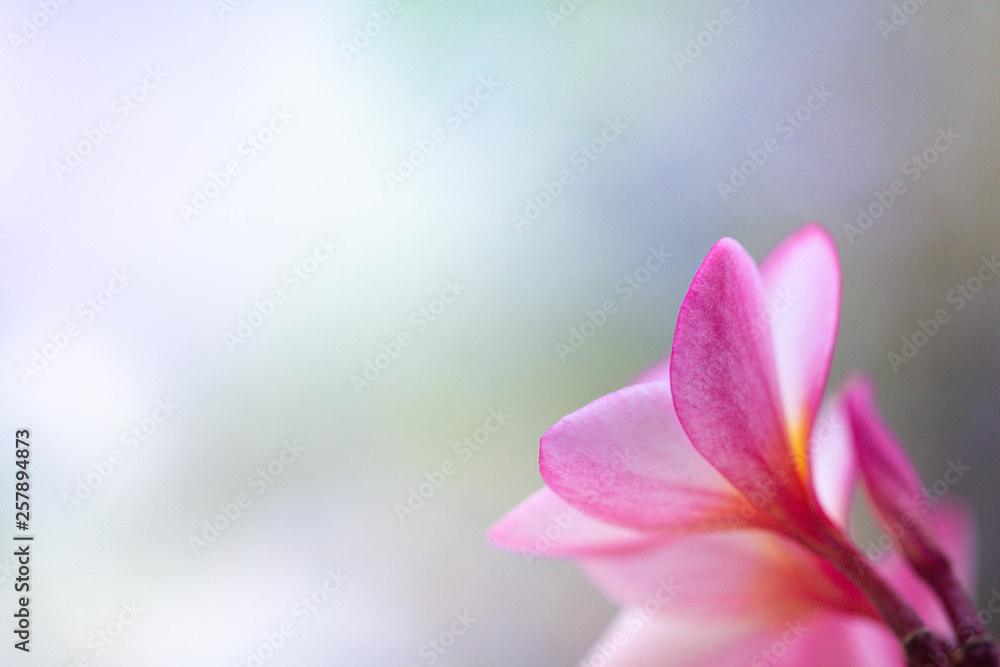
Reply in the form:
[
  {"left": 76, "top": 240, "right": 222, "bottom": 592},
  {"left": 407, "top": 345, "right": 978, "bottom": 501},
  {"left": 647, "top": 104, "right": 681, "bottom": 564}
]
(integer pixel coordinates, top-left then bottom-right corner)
[
  {"left": 629, "top": 354, "right": 671, "bottom": 385},
  {"left": 845, "top": 376, "right": 988, "bottom": 642},
  {"left": 759, "top": 223, "right": 841, "bottom": 472},
  {"left": 809, "top": 395, "right": 857, "bottom": 528},
  {"left": 578, "top": 614, "right": 769, "bottom": 667},
  {"left": 538, "top": 382, "right": 756, "bottom": 533},
  {"left": 926, "top": 499, "right": 978, "bottom": 592},
  {"left": 580, "top": 612, "right": 904, "bottom": 667},
  {"left": 487, "top": 486, "right": 665, "bottom": 559},
  {"left": 843, "top": 375, "right": 949, "bottom": 572},
  {"left": 759, "top": 613, "right": 905, "bottom": 667},
  {"left": 876, "top": 542, "right": 953, "bottom": 640},
  {"left": 669, "top": 238, "right": 810, "bottom": 525},
  {"left": 580, "top": 529, "right": 878, "bottom": 622}
]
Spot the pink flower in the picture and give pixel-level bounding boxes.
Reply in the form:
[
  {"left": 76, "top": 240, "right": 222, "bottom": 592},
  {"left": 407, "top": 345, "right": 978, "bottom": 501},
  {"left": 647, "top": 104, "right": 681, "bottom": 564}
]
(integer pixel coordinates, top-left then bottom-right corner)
[
  {"left": 489, "top": 225, "right": 995, "bottom": 666},
  {"left": 846, "top": 377, "right": 998, "bottom": 666}
]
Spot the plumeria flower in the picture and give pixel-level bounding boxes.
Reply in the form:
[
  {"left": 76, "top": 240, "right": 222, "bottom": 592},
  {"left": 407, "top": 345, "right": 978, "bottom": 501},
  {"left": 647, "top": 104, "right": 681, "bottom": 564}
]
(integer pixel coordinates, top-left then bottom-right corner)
[{"left": 489, "top": 225, "right": 996, "bottom": 666}]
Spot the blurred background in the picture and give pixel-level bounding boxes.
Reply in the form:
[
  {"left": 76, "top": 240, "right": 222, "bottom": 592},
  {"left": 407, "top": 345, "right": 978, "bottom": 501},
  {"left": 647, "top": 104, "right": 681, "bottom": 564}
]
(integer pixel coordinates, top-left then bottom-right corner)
[{"left": 0, "top": 0, "right": 997, "bottom": 664}]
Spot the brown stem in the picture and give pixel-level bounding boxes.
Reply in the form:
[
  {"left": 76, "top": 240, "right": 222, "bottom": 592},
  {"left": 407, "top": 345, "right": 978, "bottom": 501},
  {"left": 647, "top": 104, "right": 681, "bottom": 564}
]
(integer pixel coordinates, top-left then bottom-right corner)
[
  {"left": 795, "top": 523, "right": 953, "bottom": 666},
  {"left": 903, "top": 630, "right": 951, "bottom": 667},
  {"left": 914, "top": 554, "right": 998, "bottom": 667},
  {"left": 956, "top": 642, "right": 1000, "bottom": 667},
  {"left": 803, "top": 526, "right": 925, "bottom": 638}
]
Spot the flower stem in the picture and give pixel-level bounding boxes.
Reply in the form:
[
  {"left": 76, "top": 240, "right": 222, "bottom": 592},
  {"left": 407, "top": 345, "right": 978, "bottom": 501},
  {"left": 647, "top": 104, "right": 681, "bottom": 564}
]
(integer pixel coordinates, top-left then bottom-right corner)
[
  {"left": 798, "top": 525, "right": 951, "bottom": 666},
  {"left": 911, "top": 551, "right": 998, "bottom": 667}
]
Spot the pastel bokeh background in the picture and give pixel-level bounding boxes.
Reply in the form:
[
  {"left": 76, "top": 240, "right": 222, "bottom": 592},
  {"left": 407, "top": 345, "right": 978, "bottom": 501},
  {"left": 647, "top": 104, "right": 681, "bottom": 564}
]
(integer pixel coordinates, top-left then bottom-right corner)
[{"left": 0, "top": 1, "right": 998, "bottom": 664}]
